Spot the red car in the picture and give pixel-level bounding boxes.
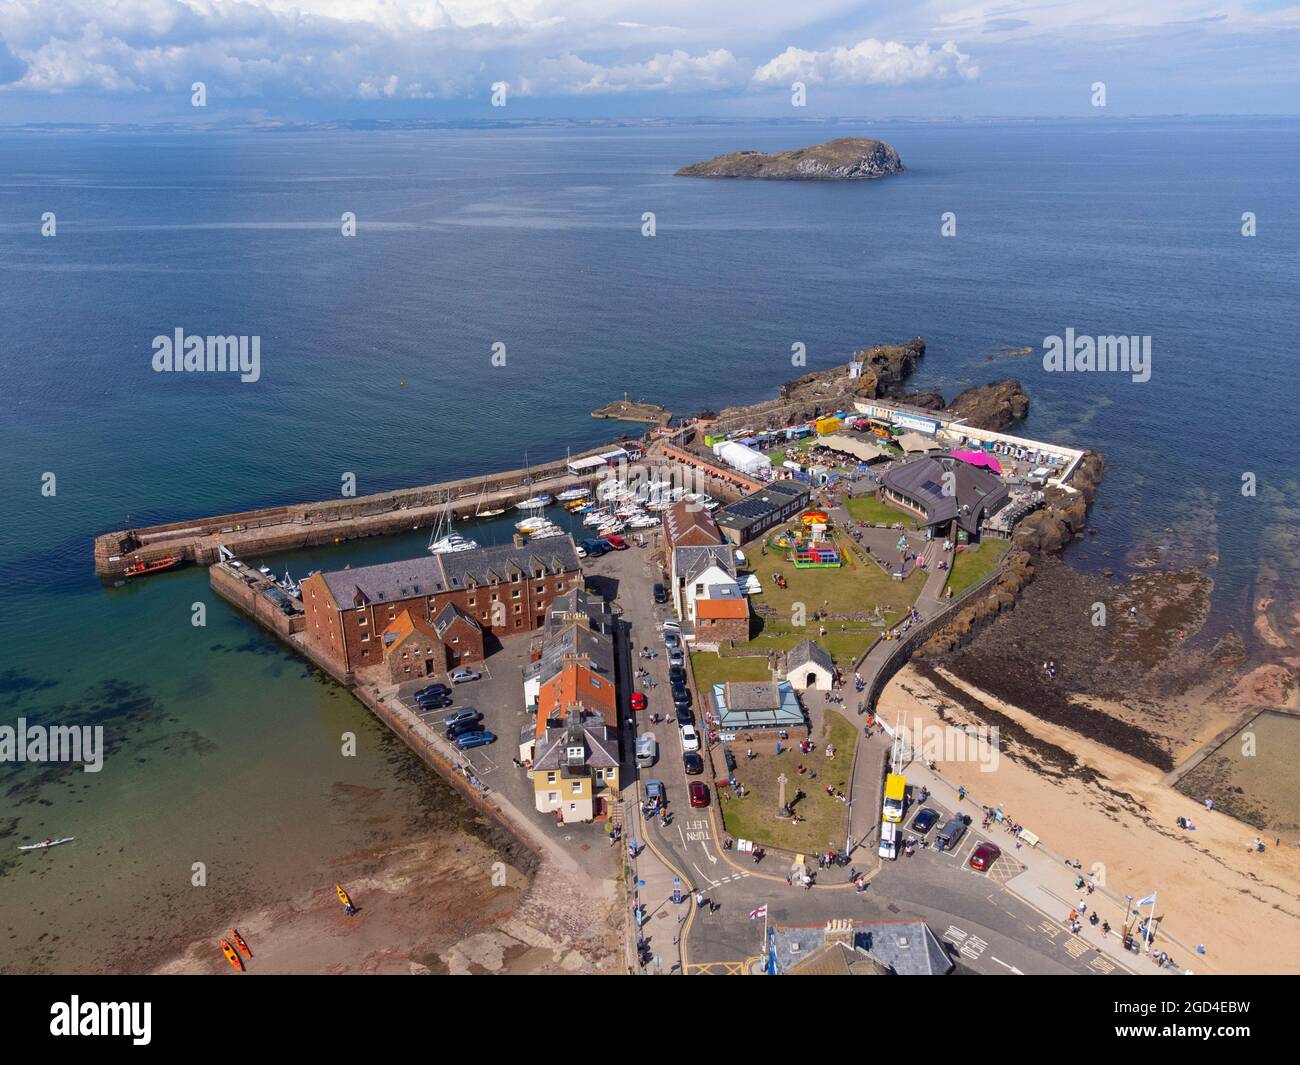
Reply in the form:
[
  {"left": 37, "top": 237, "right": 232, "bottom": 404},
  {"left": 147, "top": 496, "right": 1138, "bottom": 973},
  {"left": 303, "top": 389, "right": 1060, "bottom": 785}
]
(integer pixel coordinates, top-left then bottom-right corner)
[
  {"left": 601, "top": 533, "right": 628, "bottom": 549},
  {"left": 688, "top": 781, "right": 710, "bottom": 808},
  {"left": 969, "top": 842, "right": 1001, "bottom": 872},
  {"left": 630, "top": 691, "right": 647, "bottom": 712}
]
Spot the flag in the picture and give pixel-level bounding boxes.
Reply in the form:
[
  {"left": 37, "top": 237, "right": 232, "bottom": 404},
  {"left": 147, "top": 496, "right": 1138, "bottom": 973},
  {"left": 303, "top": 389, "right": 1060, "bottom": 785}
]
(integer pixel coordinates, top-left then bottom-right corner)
[
  {"left": 748, "top": 906, "right": 767, "bottom": 920},
  {"left": 1136, "top": 893, "right": 1156, "bottom": 908}
]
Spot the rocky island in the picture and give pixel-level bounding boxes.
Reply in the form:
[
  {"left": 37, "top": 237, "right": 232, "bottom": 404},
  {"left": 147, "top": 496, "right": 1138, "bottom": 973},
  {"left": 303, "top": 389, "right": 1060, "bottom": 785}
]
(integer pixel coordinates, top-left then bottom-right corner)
[{"left": 675, "top": 137, "right": 904, "bottom": 181}]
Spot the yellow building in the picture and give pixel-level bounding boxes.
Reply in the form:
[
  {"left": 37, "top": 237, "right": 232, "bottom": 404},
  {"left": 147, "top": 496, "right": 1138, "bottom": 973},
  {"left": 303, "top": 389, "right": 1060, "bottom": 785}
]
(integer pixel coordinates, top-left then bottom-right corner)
[{"left": 531, "top": 712, "right": 621, "bottom": 823}]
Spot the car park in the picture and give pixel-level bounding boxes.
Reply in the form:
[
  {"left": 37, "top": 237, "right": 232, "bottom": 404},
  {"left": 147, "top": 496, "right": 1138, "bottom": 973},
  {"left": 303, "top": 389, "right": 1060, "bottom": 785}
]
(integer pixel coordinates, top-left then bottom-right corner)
[
  {"left": 688, "top": 782, "right": 710, "bottom": 808},
  {"left": 450, "top": 668, "right": 481, "bottom": 684},
  {"left": 969, "top": 842, "right": 1001, "bottom": 872},
  {"left": 682, "top": 752, "right": 703, "bottom": 776},
  {"left": 680, "top": 724, "right": 700, "bottom": 753},
  {"left": 653, "top": 583, "right": 668, "bottom": 604},
  {"left": 446, "top": 719, "right": 484, "bottom": 740},
  {"left": 443, "top": 708, "right": 482, "bottom": 729},
  {"left": 630, "top": 691, "right": 647, "bottom": 712},
  {"left": 910, "top": 807, "right": 940, "bottom": 835},
  {"left": 455, "top": 730, "right": 496, "bottom": 750}
]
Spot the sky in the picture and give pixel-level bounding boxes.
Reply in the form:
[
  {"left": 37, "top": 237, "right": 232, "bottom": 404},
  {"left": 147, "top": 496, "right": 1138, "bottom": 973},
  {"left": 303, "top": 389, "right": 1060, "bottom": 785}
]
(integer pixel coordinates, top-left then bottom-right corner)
[{"left": 0, "top": 0, "right": 1297, "bottom": 124}]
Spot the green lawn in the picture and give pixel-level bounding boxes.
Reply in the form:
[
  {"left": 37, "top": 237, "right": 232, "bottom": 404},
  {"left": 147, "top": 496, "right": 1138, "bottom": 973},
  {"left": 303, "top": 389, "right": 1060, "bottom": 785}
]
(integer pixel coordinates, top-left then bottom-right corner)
[
  {"left": 945, "top": 538, "right": 1011, "bottom": 599},
  {"left": 718, "top": 709, "right": 857, "bottom": 853},
  {"left": 750, "top": 541, "right": 923, "bottom": 623},
  {"left": 689, "top": 652, "right": 774, "bottom": 693},
  {"left": 845, "top": 494, "right": 914, "bottom": 526}
]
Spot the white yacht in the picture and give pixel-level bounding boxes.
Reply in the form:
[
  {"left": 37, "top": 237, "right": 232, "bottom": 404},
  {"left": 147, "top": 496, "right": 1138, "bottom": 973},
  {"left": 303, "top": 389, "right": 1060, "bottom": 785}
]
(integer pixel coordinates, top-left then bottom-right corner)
[{"left": 428, "top": 500, "right": 479, "bottom": 555}]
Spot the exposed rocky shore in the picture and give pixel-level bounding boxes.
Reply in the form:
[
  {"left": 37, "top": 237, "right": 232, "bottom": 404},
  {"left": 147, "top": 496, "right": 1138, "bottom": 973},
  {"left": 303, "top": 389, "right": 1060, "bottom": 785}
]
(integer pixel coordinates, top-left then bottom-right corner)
[{"left": 676, "top": 137, "right": 904, "bottom": 181}]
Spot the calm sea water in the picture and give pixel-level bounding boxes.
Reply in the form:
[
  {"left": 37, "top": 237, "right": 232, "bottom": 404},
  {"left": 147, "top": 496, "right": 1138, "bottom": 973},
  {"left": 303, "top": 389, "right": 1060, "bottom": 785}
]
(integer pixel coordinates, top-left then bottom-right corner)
[{"left": 0, "top": 118, "right": 1296, "bottom": 970}]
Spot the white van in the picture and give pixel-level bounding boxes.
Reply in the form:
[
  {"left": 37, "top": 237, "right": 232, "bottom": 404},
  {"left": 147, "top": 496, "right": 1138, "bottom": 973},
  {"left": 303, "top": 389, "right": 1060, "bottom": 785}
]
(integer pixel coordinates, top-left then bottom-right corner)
[
  {"left": 878, "top": 818, "right": 898, "bottom": 861},
  {"left": 635, "top": 733, "right": 657, "bottom": 768}
]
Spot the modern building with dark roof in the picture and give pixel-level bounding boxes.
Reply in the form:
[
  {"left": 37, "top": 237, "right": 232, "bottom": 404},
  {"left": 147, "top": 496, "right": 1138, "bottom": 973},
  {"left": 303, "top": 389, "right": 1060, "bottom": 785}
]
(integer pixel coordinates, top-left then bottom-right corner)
[
  {"left": 714, "top": 481, "right": 811, "bottom": 544},
  {"left": 711, "top": 681, "right": 805, "bottom": 731},
  {"left": 879, "top": 456, "right": 1009, "bottom": 537},
  {"left": 300, "top": 537, "right": 583, "bottom": 678}
]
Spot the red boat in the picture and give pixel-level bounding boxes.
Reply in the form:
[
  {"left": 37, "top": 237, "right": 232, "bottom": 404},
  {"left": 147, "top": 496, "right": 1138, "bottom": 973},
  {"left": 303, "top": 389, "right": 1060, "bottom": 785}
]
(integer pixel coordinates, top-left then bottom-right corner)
[{"left": 122, "top": 555, "right": 183, "bottom": 578}]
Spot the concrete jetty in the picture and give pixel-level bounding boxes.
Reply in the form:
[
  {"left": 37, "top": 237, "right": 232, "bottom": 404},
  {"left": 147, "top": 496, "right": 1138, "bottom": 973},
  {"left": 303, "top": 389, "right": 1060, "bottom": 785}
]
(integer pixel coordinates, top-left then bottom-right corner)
[{"left": 94, "top": 451, "right": 605, "bottom": 578}]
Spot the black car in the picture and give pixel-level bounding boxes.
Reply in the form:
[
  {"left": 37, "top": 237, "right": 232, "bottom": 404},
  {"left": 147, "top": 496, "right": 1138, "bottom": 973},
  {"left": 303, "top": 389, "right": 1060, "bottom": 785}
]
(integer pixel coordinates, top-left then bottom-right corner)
[
  {"left": 910, "top": 807, "right": 941, "bottom": 834},
  {"left": 414, "top": 683, "right": 450, "bottom": 700},
  {"left": 446, "top": 718, "right": 483, "bottom": 740},
  {"left": 683, "top": 752, "right": 704, "bottom": 776},
  {"left": 417, "top": 693, "right": 452, "bottom": 709},
  {"left": 669, "top": 666, "right": 686, "bottom": 685},
  {"left": 675, "top": 706, "right": 694, "bottom": 727},
  {"left": 672, "top": 687, "right": 692, "bottom": 708},
  {"left": 653, "top": 583, "right": 668, "bottom": 604}
]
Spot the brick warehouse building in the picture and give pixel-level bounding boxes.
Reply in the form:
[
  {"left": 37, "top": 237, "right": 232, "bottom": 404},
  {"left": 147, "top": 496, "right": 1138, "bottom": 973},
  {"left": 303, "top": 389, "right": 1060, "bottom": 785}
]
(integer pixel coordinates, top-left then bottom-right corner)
[{"left": 301, "top": 538, "right": 583, "bottom": 679}]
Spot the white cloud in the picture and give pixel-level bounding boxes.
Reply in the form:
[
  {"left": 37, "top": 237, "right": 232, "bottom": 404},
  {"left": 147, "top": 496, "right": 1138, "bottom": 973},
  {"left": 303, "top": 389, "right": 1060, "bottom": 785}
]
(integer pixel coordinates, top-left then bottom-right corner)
[
  {"left": 518, "top": 48, "right": 746, "bottom": 95},
  {"left": 752, "top": 37, "right": 979, "bottom": 87}
]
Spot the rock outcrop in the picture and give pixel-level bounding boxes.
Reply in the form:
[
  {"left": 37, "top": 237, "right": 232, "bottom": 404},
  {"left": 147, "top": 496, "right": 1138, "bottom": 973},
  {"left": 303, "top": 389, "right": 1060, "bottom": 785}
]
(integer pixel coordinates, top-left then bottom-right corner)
[
  {"left": 943, "top": 379, "right": 1030, "bottom": 432},
  {"left": 676, "top": 138, "right": 905, "bottom": 181}
]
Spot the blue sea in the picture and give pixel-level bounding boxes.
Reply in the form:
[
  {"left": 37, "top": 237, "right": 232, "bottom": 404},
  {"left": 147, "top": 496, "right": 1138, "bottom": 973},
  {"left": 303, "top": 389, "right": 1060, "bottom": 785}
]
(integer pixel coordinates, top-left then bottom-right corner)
[{"left": 1, "top": 117, "right": 1296, "bottom": 970}]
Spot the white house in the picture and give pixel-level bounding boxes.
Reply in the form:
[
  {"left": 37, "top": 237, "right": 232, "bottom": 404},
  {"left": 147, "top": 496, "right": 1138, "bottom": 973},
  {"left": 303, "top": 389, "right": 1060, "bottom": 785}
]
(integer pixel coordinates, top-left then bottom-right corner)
[
  {"left": 671, "top": 545, "right": 739, "bottom": 633},
  {"left": 785, "top": 640, "right": 835, "bottom": 692}
]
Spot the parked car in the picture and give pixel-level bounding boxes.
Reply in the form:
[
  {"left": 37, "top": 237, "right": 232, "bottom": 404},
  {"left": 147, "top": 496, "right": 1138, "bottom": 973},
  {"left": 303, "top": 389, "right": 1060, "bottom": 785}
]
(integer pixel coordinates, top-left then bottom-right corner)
[
  {"left": 680, "top": 724, "right": 700, "bottom": 753},
  {"left": 669, "top": 666, "right": 686, "bottom": 685},
  {"left": 443, "top": 708, "right": 482, "bottom": 729},
  {"left": 450, "top": 668, "right": 481, "bottom": 684},
  {"left": 644, "top": 779, "right": 665, "bottom": 805},
  {"left": 969, "top": 842, "right": 1001, "bottom": 872},
  {"left": 455, "top": 730, "right": 496, "bottom": 750},
  {"left": 878, "top": 818, "right": 898, "bottom": 860},
  {"left": 910, "top": 807, "right": 940, "bottom": 835},
  {"left": 672, "top": 686, "right": 691, "bottom": 707},
  {"left": 682, "top": 752, "right": 704, "bottom": 776},
  {"left": 668, "top": 650, "right": 685, "bottom": 668},
  {"left": 662, "top": 620, "right": 681, "bottom": 636},
  {"left": 414, "top": 683, "right": 450, "bottom": 700},
  {"left": 688, "top": 781, "right": 710, "bottom": 808},
  {"left": 416, "top": 692, "right": 452, "bottom": 709},
  {"left": 675, "top": 706, "right": 694, "bottom": 727},
  {"left": 602, "top": 533, "right": 628, "bottom": 550},
  {"left": 576, "top": 545, "right": 587, "bottom": 558},
  {"left": 653, "top": 583, "right": 668, "bottom": 604},
  {"left": 635, "top": 733, "right": 657, "bottom": 769},
  {"left": 581, "top": 538, "right": 612, "bottom": 556},
  {"left": 446, "top": 719, "right": 484, "bottom": 740},
  {"left": 664, "top": 631, "right": 681, "bottom": 651},
  {"left": 936, "top": 815, "right": 967, "bottom": 851},
  {"left": 630, "top": 691, "right": 647, "bottom": 712}
]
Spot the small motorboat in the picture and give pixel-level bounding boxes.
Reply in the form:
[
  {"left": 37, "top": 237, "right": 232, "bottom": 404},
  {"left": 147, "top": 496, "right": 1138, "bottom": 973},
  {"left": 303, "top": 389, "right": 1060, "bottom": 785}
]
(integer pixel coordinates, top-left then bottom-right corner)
[
  {"left": 515, "top": 495, "right": 551, "bottom": 509},
  {"left": 220, "top": 938, "right": 244, "bottom": 972},
  {"left": 121, "top": 555, "right": 182, "bottom": 578},
  {"left": 18, "top": 836, "right": 74, "bottom": 851},
  {"left": 229, "top": 928, "right": 253, "bottom": 958},
  {"left": 556, "top": 488, "right": 588, "bottom": 502}
]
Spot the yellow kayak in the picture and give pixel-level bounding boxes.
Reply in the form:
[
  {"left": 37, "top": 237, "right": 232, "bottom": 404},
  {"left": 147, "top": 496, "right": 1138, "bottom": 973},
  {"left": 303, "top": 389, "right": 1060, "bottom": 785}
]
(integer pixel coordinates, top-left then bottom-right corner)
[{"left": 335, "top": 883, "right": 353, "bottom": 909}]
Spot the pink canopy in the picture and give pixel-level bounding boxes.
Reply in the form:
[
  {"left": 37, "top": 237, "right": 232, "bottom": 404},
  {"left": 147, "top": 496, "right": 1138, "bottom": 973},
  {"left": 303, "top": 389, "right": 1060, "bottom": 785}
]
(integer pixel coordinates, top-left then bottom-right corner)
[{"left": 950, "top": 449, "right": 1003, "bottom": 474}]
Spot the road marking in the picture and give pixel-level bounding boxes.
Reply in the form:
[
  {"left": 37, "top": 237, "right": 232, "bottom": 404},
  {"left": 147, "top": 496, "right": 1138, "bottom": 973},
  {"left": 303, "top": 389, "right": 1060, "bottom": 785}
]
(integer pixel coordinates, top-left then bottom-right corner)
[{"left": 989, "top": 956, "right": 1024, "bottom": 974}]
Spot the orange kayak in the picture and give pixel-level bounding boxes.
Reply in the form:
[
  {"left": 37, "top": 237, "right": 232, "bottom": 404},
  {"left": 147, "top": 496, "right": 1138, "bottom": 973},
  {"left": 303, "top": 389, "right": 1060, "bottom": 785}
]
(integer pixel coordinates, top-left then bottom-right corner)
[
  {"left": 335, "top": 883, "right": 354, "bottom": 910},
  {"left": 219, "top": 938, "right": 244, "bottom": 972},
  {"left": 229, "top": 928, "right": 252, "bottom": 958}
]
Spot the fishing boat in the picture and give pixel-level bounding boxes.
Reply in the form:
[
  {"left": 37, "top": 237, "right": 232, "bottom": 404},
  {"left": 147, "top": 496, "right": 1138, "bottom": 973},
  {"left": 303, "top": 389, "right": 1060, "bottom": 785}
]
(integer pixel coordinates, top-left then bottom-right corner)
[
  {"left": 219, "top": 939, "right": 244, "bottom": 972},
  {"left": 428, "top": 499, "right": 479, "bottom": 555},
  {"left": 17, "top": 836, "right": 74, "bottom": 851},
  {"left": 229, "top": 928, "right": 253, "bottom": 958},
  {"left": 122, "top": 555, "right": 182, "bottom": 578}
]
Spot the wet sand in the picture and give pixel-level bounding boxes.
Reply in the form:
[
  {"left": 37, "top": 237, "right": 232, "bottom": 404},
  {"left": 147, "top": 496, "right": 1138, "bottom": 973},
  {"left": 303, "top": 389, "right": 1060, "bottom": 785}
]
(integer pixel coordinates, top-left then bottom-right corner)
[{"left": 880, "top": 664, "right": 1300, "bottom": 974}]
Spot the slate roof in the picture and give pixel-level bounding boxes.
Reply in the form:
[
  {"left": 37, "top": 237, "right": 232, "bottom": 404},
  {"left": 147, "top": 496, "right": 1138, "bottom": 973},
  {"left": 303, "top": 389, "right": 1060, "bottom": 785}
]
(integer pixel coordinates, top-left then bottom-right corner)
[
  {"left": 432, "top": 602, "right": 480, "bottom": 638},
  {"left": 675, "top": 544, "right": 735, "bottom": 583},
  {"left": 787, "top": 640, "right": 833, "bottom": 674},
  {"left": 881, "top": 456, "right": 1009, "bottom": 535},
  {"left": 713, "top": 681, "right": 804, "bottom": 730},
  {"left": 770, "top": 920, "right": 953, "bottom": 976},
  {"left": 532, "top": 717, "right": 620, "bottom": 772},
  {"left": 320, "top": 537, "right": 580, "bottom": 606},
  {"left": 663, "top": 500, "right": 725, "bottom": 548}
]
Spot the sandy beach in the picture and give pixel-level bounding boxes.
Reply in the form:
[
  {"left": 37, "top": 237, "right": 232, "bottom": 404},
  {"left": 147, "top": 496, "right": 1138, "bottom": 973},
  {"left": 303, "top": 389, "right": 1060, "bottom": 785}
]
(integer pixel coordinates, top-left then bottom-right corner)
[
  {"left": 155, "top": 832, "right": 624, "bottom": 976},
  {"left": 878, "top": 664, "right": 1300, "bottom": 974}
]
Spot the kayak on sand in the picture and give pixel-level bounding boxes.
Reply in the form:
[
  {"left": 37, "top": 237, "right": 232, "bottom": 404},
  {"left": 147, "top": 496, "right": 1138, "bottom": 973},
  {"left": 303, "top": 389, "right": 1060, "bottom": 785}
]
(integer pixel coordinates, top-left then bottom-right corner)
[{"left": 18, "top": 837, "right": 74, "bottom": 851}]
